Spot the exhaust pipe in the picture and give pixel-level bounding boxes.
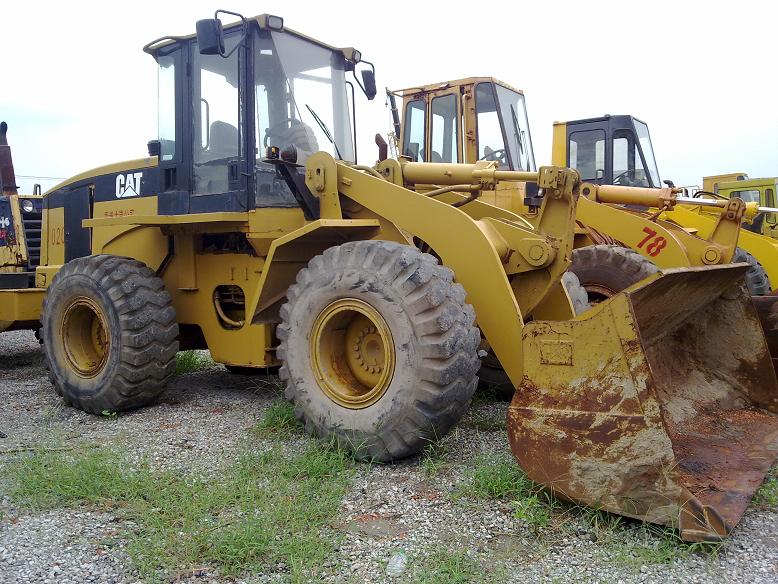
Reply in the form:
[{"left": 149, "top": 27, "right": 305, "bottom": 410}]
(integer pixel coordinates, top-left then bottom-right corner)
[{"left": 0, "top": 122, "right": 19, "bottom": 196}]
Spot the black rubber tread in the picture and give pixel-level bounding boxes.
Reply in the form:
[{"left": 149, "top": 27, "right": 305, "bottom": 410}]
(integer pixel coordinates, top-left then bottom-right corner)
[
  {"left": 561, "top": 271, "right": 590, "bottom": 316},
  {"left": 570, "top": 244, "right": 659, "bottom": 304},
  {"left": 733, "top": 247, "right": 771, "bottom": 296},
  {"left": 477, "top": 271, "right": 589, "bottom": 400},
  {"left": 42, "top": 255, "right": 178, "bottom": 414},
  {"left": 277, "top": 240, "right": 480, "bottom": 462}
]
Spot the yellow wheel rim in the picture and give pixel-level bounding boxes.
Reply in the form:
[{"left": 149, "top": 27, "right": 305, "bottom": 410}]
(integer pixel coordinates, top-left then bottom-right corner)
[
  {"left": 310, "top": 298, "right": 395, "bottom": 409},
  {"left": 60, "top": 296, "right": 110, "bottom": 378}
]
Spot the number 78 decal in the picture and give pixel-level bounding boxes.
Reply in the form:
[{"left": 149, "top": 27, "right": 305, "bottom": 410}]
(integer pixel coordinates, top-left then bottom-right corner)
[{"left": 637, "top": 227, "right": 667, "bottom": 257}]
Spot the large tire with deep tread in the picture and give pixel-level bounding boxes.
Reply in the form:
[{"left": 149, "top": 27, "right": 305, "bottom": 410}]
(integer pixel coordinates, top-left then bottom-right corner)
[
  {"left": 277, "top": 240, "right": 480, "bottom": 462},
  {"left": 733, "top": 247, "right": 771, "bottom": 296},
  {"left": 570, "top": 244, "right": 659, "bottom": 304},
  {"left": 42, "top": 255, "right": 178, "bottom": 414}
]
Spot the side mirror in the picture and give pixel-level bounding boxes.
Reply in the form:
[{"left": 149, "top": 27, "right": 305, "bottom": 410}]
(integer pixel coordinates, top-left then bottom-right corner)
[
  {"left": 361, "top": 69, "right": 377, "bottom": 100},
  {"left": 147, "top": 140, "right": 161, "bottom": 157},
  {"left": 196, "top": 18, "right": 224, "bottom": 55}
]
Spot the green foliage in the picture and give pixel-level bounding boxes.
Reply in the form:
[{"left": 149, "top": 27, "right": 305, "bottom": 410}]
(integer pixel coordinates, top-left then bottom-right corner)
[
  {"left": 755, "top": 467, "right": 778, "bottom": 508},
  {"left": 7, "top": 444, "right": 353, "bottom": 582},
  {"left": 468, "top": 458, "right": 535, "bottom": 500},
  {"left": 252, "top": 401, "right": 303, "bottom": 437},
  {"left": 411, "top": 546, "right": 499, "bottom": 584},
  {"left": 419, "top": 443, "right": 449, "bottom": 477},
  {"left": 175, "top": 350, "right": 214, "bottom": 375}
]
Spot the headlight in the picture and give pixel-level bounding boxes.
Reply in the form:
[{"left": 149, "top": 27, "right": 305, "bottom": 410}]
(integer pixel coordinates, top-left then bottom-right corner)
[{"left": 21, "top": 200, "right": 34, "bottom": 213}]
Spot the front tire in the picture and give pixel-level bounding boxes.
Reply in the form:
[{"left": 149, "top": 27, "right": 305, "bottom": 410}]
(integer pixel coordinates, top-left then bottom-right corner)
[
  {"left": 278, "top": 241, "right": 480, "bottom": 462},
  {"left": 42, "top": 255, "right": 178, "bottom": 414},
  {"left": 570, "top": 244, "right": 659, "bottom": 304}
]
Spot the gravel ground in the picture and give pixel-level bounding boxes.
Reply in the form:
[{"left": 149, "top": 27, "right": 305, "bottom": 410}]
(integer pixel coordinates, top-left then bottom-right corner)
[{"left": 1, "top": 329, "right": 777, "bottom": 583}]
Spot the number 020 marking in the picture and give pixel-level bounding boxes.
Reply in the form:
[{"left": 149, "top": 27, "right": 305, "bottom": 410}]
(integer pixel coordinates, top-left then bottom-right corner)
[{"left": 637, "top": 227, "right": 667, "bottom": 257}]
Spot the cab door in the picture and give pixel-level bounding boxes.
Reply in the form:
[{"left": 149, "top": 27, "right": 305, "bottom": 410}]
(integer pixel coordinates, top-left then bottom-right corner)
[
  {"left": 190, "top": 29, "right": 249, "bottom": 213},
  {"left": 565, "top": 120, "right": 609, "bottom": 183}
]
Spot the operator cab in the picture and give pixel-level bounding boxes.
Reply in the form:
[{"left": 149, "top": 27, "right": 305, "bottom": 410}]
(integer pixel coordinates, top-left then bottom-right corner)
[
  {"left": 558, "top": 114, "right": 662, "bottom": 188},
  {"left": 144, "top": 12, "right": 375, "bottom": 216},
  {"left": 393, "top": 77, "right": 536, "bottom": 172}
]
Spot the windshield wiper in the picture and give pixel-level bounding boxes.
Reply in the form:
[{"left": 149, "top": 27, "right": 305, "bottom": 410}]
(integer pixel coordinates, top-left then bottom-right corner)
[
  {"left": 305, "top": 104, "right": 343, "bottom": 160},
  {"left": 509, "top": 104, "right": 529, "bottom": 171}
]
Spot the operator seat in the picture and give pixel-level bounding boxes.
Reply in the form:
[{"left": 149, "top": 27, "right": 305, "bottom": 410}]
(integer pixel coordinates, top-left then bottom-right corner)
[{"left": 194, "top": 120, "right": 239, "bottom": 194}]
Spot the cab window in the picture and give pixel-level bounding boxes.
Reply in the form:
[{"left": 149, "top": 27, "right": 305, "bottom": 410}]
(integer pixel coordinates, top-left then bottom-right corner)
[
  {"left": 730, "top": 189, "right": 762, "bottom": 203},
  {"left": 402, "top": 100, "right": 425, "bottom": 161},
  {"left": 475, "top": 83, "right": 508, "bottom": 169},
  {"left": 568, "top": 129, "right": 605, "bottom": 182},
  {"left": 430, "top": 94, "right": 458, "bottom": 163},
  {"left": 613, "top": 133, "right": 649, "bottom": 187}
]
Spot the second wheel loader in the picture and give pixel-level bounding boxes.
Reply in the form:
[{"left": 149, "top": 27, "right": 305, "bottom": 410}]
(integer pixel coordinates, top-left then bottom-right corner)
[{"left": 0, "top": 15, "right": 776, "bottom": 542}]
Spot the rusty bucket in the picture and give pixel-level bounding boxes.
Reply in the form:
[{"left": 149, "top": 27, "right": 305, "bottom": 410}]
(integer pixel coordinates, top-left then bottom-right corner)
[{"left": 508, "top": 264, "right": 778, "bottom": 541}]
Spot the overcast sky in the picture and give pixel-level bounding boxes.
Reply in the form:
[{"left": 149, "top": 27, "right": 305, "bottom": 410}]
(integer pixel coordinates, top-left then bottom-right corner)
[{"left": 3, "top": 0, "right": 776, "bottom": 194}]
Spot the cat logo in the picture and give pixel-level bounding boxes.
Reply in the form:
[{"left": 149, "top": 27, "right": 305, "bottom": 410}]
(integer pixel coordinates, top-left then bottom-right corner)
[
  {"left": 0, "top": 216, "right": 9, "bottom": 229},
  {"left": 115, "top": 172, "right": 143, "bottom": 198}
]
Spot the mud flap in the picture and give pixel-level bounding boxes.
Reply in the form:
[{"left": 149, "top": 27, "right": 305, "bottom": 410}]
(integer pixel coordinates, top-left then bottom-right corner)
[{"left": 508, "top": 265, "right": 778, "bottom": 541}]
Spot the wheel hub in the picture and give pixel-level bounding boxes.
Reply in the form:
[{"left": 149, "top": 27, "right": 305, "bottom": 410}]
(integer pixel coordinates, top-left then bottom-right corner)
[
  {"left": 60, "top": 296, "right": 110, "bottom": 378},
  {"left": 310, "top": 298, "right": 394, "bottom": 409}
]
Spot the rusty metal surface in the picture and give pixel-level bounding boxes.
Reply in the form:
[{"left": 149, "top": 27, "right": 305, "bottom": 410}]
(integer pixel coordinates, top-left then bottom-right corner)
[
  {"left": 753, "top": 292, "right": 778, "bottom": 375},
  {"left": 508, "top": 265, "right": 778, "bottom": 541}
]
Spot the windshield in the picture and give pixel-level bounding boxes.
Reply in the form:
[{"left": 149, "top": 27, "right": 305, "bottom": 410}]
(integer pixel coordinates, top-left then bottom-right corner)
[
  {"left": 494, "top": 85, "right": 536, "bottom": 172},
  {"left": 633, "top": 119, "right": 661, "bottom": 187},
  {"left": 254, "top": 30, "right": 354, "bottom": 165}
]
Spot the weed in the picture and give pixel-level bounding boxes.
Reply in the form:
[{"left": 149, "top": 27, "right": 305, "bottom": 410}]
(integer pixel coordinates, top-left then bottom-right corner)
[
  {"left": 252, "top": 401, "right": 302, "bottom": 438},
  {"left": 463, "top": 410, "right": 505, "bottom": 433},
  {"left": 467, "top": 457, "right": 534, "bottom": 500},
  {"left": 175, "top": 350, "right": 214, "bottom": 375},
  {"left": 419, "top": 442, "right": 448, "bottom": 477},
  {"left": 7, "top": 443, "right": 353, "bottom": 582},
  {"left": 755, "top": 467, "right": 778, "bottom": 508},
  {"left": 612, "top": 523, "right": 722, "bottom": 566},
  {"left": 512, "top": 492, "right": 554, "bottom": 529},
  {"left": 411, "top": 546, "right": 497, "bottom": 583}
]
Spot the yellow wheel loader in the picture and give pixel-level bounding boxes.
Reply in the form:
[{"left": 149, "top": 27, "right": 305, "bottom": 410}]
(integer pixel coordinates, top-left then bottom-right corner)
[
  {"left": 1, "top": 15, "right": 777, "bottom": 542},
  {"left": 389, "top": 78, "right": 774, "bottom": 389}
]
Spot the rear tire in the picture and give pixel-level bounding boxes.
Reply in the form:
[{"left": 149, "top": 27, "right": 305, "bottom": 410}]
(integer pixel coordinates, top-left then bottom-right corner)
[
  {"left": 570, "top": 244, "right": 659, "bottom": 305},
  {"left": 733, "top": 247, "right": 771, "bottom": 296},
  {"left": 278, "top": 240, "right": 480, "bottom": 462},
  {"left": 42, "top": 255, "right": 178, "bottom": 414}
]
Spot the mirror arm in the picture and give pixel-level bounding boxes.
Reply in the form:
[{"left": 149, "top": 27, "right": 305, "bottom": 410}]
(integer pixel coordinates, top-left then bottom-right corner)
[
  {"left": 214, "top": 10, "right": 249, "bottom": 58},
  {"left": 352, "top": 60, "right": 375, "bottom": 98},
  {"left": 345, "top": 81, "right": 357, "bottom": 162}
]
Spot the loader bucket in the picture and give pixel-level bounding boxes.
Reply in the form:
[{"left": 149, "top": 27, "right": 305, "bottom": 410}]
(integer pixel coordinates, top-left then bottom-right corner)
[
  {"left": 752, "top": 291, "right": 778, "bottom": 375},
  {"left": 508, "top": 264, "right": 778, "bottom": 542}
]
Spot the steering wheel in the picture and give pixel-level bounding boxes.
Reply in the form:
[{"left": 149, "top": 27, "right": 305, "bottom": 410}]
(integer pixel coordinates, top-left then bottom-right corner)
[
  {"left": 479, "top": 148, "right": 507, "bottom": 167},
  {"left": 264, "top": 118, "right": 300, "bottom": 148},
  {"left": 612, "top": 170, "right": 638, "bottom": 186}
]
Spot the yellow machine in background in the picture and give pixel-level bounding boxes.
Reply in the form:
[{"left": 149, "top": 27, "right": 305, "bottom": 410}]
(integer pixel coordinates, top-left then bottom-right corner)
[{"left": 0, "top": 18, "right": 777, "bottom": 542}]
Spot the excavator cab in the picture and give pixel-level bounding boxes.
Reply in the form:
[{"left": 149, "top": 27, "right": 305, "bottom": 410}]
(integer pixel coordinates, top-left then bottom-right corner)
[{"left": 552, "top": 114, "right": 662, "bottom": 188}]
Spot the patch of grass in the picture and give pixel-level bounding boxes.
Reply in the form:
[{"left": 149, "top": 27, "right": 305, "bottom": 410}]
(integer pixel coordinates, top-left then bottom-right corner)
[
  {"left": 611, "top": 524, "right": 722, "bottom": 566},
  {"left": 755, "top": 467, "right": 778, "bottom": 508},
  {"left": 175, "top": 350, "right": 214, "bottom": 375},
  {"left": 7, "top": 443, "right": 353, "bottom": 582},
  {"left": 466, "top": 457, "right": 535, "bottom": 500},
  {"left": 411, "top": 546, "right": 497, "bottom": 583},
  {"left": 462, "top": 410, "right": 505, "bottom": 433},
  {"left": 252, "top": 401, "right": 303, "bottom": 438},
  {"left": 419, "top": 443, "right": 448, "bottom": 477}
]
